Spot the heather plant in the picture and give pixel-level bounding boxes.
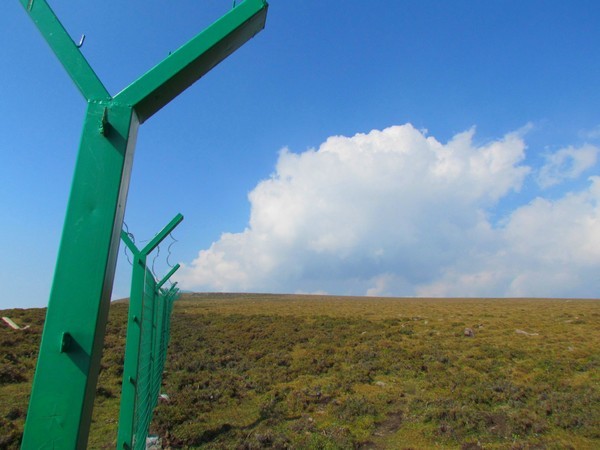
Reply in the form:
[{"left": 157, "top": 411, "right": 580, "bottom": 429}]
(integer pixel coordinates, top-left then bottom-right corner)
[{"left": 1, "top": 294, "right": 599, "bottom": 449}]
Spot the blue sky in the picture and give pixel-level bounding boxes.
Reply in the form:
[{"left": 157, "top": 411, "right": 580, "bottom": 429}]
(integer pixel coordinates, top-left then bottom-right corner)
[{"left": 1, "top": 1, "right": 599, "bottom": 309}]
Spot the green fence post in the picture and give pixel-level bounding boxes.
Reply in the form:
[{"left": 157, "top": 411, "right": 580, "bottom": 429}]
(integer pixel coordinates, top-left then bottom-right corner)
[
  {"left": 149, "top": 279, "right": 161, "bottom": 428},
  {"left": 118, "top": 216, "right": 183, "bottom": 450},
  {"left": 21, "top": 99, "right": 140, "bottom": 450},
  {"left": 153, "top": 265, "right": 180, "bottom": 404},
  {"left": 151, "top": 292, "right": 165, "bottom": 411},
  {"left": 135, "top": 269, "right": 157, "bottom": 447},
  {"left": 164, "top": 284, "right": 179, "bottom": 349},
  {"left": 18, "top": 1, "right": 268, "bottom": 447}
]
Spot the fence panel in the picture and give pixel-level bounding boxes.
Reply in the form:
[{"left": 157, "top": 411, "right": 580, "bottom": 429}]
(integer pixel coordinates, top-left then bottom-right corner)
[{"left": 118, "top": 215, "right": 182, "bottom": 450}]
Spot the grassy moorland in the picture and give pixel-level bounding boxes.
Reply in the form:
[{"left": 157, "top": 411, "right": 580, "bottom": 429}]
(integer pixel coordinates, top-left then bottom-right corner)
[{"left": 1, "top": 294, "right": 599, "bottom": 449}]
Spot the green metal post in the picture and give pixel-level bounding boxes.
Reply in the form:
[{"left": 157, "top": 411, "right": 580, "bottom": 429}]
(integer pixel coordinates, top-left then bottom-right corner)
[
  {"left": 152, "top": 292, "right": 165, "bottom": 407},
  {"left": 161, "top": 284, "right": 179, "bottom": 361},
  {"left": 21, "top": 100, "right": 139, "bottom": 450},
  {"left": 18, "top": 0, "right": 268, "bottom": 448},
  {"left": 153, "top": 265, "right": 180, "bottom": 407},
  {"left": 137, "top": 271, "right": 157, "bottom": 446},
  {"left": 118, "top": 215, "right": 183, "bottom": 450}
]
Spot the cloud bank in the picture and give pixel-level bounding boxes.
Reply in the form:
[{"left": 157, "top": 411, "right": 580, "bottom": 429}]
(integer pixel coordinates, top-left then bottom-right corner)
[{"left": 177, "top": 124, "right": 600, "bottom": 298}]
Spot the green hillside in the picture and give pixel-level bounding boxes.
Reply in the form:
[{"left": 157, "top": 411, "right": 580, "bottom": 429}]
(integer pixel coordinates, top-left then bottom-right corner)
[{"left": 1, "top": 294, "right": 599, "bottom": 449}]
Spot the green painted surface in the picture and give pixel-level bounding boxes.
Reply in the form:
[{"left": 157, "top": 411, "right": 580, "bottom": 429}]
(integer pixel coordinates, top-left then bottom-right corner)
[
  {"left": 117, "top": 216, "right": 182, "bottom": 450},
  {"left": 127, "top": 277, "right": 180, "bottom": 450},
  {"left": 115, "top": 0, "right": 269, "bottom": 123},
  {"left": 21, "top": 101, "right": 139, "bottom": 450},
  {"left": 17, "top": 0, "right": 109, "bottom": 100},
  {"left": 18, "top": 0, "right": 268, "bottom": 447}
]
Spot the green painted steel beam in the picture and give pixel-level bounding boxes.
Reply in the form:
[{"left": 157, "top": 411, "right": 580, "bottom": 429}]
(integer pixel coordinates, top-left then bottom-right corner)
[
  {"left": 150, "top": 289, "right": 164, "bottom": 433},
  {"left": 142, "top": 214, "right": 184, "bottom": 255},
  {"left": 21, "top": 102, "right": 139, "bottom": 449},
  {"left": 166, "top": 282, "right": 178, "bottom": 293},
  {"left": 18, "top": 0, "right": 109, "bottom": 100},
  {"left": 121, "top": 229, "right": 138, "bottom": 254},
  {"left": 156, "top": 264, "right": 181, "bottom": 290},
  {"left": 115, "top": 0, "right": 268, "bottom": 123}
]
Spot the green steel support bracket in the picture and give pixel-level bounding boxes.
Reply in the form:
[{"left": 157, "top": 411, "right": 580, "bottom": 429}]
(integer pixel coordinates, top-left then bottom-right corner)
[
  {"left": 165, "top": 282, "right": 179, "bottom": 294},
  {"left": 115, "top": 0, "right": 268, "bottom": 123},
  {"left": 117, "top": 215, "right": 183, "bottom": 450},
  {"left": 18, "top": 0, "right": 268, "bottom": 447},
  {"left": 18, "top": 0, "right": 109, "bottom": 100},
  {"left": 156, "top": 264, "right": 181, "bottom": 290},
  {"left": 121, "top": 230, "right": 138, "bottom": 256},
  {"left": 141, "top": 214, "right": 184, "bottom": 255}
]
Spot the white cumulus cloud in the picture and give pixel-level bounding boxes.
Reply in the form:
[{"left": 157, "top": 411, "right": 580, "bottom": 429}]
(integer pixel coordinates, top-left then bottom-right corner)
[
  {"left": 418, "top": 176, "right": 600, "bottom": 297},
  {"left": 177, "top": 124, "right": 600, "bottom": 298}
]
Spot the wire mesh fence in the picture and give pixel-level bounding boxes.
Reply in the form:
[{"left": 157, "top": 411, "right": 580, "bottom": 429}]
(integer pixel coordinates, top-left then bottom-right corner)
[
  {"left": 118, "top": 215, "right": 183, "bottom": 450},
  {"left": 130, "top": 273, "right": 178, "bottom": 450}
]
